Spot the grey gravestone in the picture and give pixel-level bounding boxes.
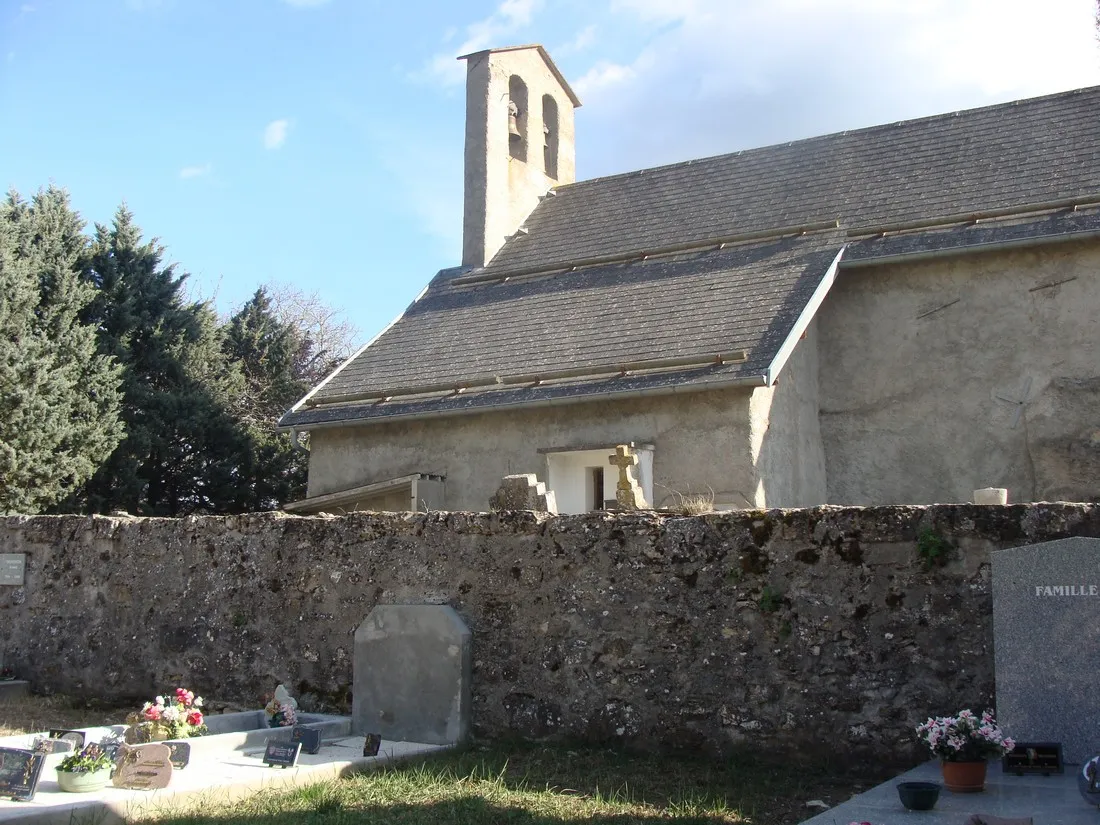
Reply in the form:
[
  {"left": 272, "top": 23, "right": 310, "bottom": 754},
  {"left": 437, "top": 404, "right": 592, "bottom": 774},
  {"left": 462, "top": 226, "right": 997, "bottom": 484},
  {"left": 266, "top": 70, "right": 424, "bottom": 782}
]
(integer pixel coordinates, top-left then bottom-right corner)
[
  {"left": 353, "top": 604, "right": 471, "bottom": 745},
  {"left": 993, "top": 537, "right": 1100, "bottom": 764}
]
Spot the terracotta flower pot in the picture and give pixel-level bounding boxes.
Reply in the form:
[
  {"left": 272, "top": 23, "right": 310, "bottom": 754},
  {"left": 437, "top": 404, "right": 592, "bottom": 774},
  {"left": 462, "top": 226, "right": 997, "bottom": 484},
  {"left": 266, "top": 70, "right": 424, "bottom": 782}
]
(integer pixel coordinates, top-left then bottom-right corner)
[
  {"left": 57, "top": 767, "right": 113, "bottom": 793},
  {"left": 942, "top": 759, "right": 988, "bottom": 792}
]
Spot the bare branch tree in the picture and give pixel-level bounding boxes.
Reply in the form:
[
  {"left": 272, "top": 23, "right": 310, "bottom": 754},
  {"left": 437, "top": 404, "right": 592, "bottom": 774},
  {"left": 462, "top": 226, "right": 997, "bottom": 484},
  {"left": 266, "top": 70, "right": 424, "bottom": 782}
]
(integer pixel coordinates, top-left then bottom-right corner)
[{"left": 262, "top": 281, "right": 362, "bottom": 381}]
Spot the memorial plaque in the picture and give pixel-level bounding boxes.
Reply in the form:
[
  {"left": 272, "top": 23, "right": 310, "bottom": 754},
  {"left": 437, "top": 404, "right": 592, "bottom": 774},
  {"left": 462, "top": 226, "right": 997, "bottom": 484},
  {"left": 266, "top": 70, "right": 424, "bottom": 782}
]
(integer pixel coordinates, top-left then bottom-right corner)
[
  {"left": 49, "top": 729, "right": 86, "bottom": 750},
  {"left": 262, "top": 741, "right": 300, "bottom": 768},
  {"left": 993, "top": 537, "right": 1100, "bottom": 764},
  {"left": 166, "top": 741, "right": 190, "bottom": 769},
  {"left": 0, "top": 555, "right": 25, "bottom": 587},
  {"left": 363, "top": 733, "right": 381, "bottom": 757},
  {"left": 112, "top": 742, "right": 173, "bottom": 790},
  {"left": 0, "top": 747, "right": 45, "bottom": 801},
  {"left": 291, "top": 726, "right": 321, "bottom": 755},
  {"left": 1003, "top": 742, "right": 1063, "bottom": 775},
  {"left": 31, "top": 737, "right": 75, "bottom": 755}
]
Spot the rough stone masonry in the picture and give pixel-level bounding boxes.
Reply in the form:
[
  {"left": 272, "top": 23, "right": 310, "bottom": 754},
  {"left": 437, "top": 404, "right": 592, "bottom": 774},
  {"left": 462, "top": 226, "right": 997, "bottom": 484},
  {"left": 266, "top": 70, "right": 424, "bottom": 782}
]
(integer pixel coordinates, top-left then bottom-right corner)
[{"left": 1, "top": 503, "right": 1098, "bottom": 763}]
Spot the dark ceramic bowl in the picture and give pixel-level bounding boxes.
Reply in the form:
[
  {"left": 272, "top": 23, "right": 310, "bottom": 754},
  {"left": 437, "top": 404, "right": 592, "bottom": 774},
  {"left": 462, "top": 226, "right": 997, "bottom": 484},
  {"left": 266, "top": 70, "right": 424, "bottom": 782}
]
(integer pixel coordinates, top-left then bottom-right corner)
[{"left": 897, "top": 781, "right": 942, "bottom": 810}]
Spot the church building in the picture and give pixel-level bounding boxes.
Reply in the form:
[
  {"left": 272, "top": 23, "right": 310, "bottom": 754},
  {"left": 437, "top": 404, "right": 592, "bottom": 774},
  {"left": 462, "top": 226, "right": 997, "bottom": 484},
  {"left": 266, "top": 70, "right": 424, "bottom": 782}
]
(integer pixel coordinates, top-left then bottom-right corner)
[{"left": 279, "top": 45, "right": 1100, "bottom": 514}]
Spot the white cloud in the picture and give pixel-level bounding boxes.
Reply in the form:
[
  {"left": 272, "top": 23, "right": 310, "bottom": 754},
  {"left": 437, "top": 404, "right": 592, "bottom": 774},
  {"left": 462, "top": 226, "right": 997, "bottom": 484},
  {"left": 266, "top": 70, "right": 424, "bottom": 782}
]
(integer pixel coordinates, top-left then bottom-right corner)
[
  {"left": 415, "top": 0, "right": 543, "bottom": 87},
  {"left": 573, "top": 0, "right": 1100, "bottom": 175},
  {"left": 555, "top": 24, "right": 597, "bottom": 56},
  {"left": 574, "top": 60, "right": 636, "bottom": 98},
  {"left": 263, "top": 119, "right": 290, "bottom": 150},
  {"left": 178, "top": 163, "right": 212, "bottom": 179}
]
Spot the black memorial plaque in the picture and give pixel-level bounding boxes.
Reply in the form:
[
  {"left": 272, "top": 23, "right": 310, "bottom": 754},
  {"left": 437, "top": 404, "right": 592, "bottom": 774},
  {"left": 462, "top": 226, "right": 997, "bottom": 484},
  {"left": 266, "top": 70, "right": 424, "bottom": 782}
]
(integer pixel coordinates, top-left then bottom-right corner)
[
  {"left": 363, "top": 733, "right": 381, "bottom": 757},
  {"left": 166, "top": 741, "right": 191, "bottom": 769},
  {"left": 1003, "top": 742, "right": 1063, "bottom": 775},
  {"left": 291, "top": 726, "right": 321, "bottom": 755},
  {"left": 263, "top": 740, "right": 301, "bottom": 768},
  {"left": 0, "top": 747, "right": 46, "bottom": 802}
]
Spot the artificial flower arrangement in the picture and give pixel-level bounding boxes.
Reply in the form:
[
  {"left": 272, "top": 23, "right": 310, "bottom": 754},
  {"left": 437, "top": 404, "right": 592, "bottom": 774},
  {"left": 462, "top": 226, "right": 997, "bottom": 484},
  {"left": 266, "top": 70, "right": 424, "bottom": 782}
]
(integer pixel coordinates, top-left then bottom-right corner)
[
  {"left": 264, "top": 683, "right": 298, "bottom": 728},
  {"left": 915, "top": 708, "right": 1014, "bottom": 762},
  {"left": 57, "top": 743, "right": 113, "bottom": 774},
  {"left": 125, "top": 687, "right": 207, "bottom": 741}
]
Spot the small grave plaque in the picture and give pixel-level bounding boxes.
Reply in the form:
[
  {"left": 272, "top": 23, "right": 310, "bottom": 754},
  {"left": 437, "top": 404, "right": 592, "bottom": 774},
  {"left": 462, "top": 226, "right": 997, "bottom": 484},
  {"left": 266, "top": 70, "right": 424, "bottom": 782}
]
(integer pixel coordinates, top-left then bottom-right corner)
[
  {"left": 112, "top": 742, "right": 173, "bottom": 790},
  {"left": 1003, "top": 742, "right": 1063, "bottom": 775},
  {"left": 363, "top": 733, "right": 381, "bottom": 757},
  {"left": 0, "top": 555, "right": 25, "bottom": 587},
  {"left": 291, "top": 726, "right": 321, "bottom": 755},
  {"left": 31, "top": 737, "right": 74, "bottom": 755},
  {"left": 49, "top": 729, "right": 86, "bottom": 749},
  {"left": 262, "top": 740, "right": 300, "bottom": 768},
  {"left": 166, "top": 741, "right": 191, "bottom": 769},
  {"left": 0, "top": 747, "right": 46, "bottom": 801}
]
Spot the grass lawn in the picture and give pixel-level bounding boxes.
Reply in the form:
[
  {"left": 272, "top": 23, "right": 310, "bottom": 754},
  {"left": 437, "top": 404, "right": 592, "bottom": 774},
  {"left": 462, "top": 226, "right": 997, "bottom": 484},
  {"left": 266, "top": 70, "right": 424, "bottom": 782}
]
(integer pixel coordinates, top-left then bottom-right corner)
[
  {"left": 1, "top": 695, "right": 898, "bottom": 824},
  {"left": 145, "top": 742, "right": 894, "bottom": 825}
]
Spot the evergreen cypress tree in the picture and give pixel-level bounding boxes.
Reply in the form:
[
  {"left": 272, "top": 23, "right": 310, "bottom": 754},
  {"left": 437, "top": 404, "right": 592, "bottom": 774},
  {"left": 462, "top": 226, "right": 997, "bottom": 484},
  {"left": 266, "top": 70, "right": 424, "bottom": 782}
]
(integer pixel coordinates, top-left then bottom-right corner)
[
  {"left": 222, "top": 288, "right": 313, "bottom": 509},
  {"left": 0, "top": 188, "right": 123, "bottom": 513},
  {"left": 70, "top": 207, "right": 248, "bottom": 515}
]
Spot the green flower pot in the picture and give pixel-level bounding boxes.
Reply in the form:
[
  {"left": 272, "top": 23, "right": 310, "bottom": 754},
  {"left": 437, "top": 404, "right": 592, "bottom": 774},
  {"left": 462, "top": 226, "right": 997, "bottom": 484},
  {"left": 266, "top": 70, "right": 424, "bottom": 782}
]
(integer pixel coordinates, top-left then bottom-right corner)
[{"left": 56, "top": 767, "right": 113, "bottom": 793}]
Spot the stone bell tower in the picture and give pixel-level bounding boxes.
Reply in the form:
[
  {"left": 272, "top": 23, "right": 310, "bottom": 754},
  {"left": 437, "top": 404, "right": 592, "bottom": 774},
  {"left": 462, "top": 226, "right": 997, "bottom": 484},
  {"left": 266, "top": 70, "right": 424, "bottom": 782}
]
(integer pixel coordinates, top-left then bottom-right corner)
[{"left": 459, "top": 45, "right": 581, "bottom": 269}]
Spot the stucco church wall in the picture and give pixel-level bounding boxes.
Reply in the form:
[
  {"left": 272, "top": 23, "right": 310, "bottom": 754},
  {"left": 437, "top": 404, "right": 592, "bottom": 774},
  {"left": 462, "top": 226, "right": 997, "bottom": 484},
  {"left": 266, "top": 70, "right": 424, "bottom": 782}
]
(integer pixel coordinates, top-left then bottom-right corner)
[
  {"left": 750, "top": 321, "right": 827, "bottom": 507},
  {"left": 3, "top": 504, "right": 1097, "bottom": 762},
  {"left": 818, "top": 240, "right": 1100, "bottom": 505},
  {"left": 306, "top": 388, "right": 759, "bottom": 512}
]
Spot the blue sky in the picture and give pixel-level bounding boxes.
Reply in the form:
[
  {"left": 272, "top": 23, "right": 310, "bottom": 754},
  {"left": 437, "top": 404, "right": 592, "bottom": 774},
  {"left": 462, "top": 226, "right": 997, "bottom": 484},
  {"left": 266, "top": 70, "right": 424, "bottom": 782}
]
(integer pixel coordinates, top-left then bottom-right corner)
[{"left": 3, "top": 0, "right": 1099, "bottom": 344}]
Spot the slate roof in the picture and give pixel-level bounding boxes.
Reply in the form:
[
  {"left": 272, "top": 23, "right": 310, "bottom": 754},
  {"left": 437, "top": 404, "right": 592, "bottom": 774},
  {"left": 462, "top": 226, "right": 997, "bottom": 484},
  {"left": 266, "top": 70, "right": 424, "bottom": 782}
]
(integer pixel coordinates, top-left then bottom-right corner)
[
  {"left": 281, "top": 86, "right": 1100, "bottom": 429},
  {"left": 484, "top": 85, "right": 1100, "bottom": 275}
]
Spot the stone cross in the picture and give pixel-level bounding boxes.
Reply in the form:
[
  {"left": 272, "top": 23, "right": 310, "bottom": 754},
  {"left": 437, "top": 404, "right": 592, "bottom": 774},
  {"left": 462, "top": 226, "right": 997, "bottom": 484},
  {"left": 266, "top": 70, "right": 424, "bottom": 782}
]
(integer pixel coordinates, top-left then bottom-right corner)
[{"left": 608, "top": 445, "right": 644, "bottom": 510}]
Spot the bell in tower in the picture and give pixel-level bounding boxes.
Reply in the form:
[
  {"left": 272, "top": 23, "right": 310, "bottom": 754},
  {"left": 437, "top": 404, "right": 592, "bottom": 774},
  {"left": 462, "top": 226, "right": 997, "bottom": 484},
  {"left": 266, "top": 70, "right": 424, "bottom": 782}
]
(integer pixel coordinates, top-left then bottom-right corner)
[{"left": 508, "top": 100, "right": 521, "bottom": 138}]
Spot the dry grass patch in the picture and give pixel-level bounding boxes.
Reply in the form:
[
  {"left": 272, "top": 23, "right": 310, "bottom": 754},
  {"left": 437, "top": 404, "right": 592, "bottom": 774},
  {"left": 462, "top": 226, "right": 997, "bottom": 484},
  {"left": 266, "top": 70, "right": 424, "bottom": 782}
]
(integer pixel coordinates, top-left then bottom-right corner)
[{"left": 0, "top": 694, "right": 134, "bottom": 737}]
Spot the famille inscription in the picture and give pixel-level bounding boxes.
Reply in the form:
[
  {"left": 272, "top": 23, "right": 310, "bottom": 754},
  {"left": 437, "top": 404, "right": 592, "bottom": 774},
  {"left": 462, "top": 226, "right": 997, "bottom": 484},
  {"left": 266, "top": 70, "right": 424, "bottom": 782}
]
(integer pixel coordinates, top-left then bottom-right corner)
[{"left": 1034, "top": 584, "right": 1099, "bottom": 596}]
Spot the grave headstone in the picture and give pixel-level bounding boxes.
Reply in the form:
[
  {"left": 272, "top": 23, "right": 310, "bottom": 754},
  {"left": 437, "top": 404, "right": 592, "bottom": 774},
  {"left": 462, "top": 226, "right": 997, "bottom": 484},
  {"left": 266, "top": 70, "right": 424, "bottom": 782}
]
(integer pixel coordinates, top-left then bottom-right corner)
[
  {"left": 112, "top": 742, "right": 173, "bottom": 790},
  {"left": 353, "top": 604, "right": 471, "bottom": 745},
  {"left": 0, "top": 747, "right": 46, "bottom": 801},
  {"left": 992, "top": 537, "right": 1100, "bottom": 764},
  {"left": 489, "top": 474, "right": 557, "bottom": 513}
]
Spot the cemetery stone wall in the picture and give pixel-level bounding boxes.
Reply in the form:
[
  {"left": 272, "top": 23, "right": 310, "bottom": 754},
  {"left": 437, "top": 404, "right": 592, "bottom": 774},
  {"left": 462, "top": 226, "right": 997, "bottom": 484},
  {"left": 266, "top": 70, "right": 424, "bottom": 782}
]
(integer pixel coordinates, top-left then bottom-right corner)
[{"left": 1, "top": 503, "right": 1098, "bottom": 763}]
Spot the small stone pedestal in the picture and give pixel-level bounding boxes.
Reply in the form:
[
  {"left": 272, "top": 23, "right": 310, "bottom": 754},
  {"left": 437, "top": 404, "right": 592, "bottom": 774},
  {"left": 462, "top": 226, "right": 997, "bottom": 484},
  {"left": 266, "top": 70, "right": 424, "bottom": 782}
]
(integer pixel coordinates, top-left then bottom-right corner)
[
  {"left": 353, "top": 605, "right": 471, "bottom": 745},
  {"left": 0, "top": 680, "right": 30, "bottom": 703}
]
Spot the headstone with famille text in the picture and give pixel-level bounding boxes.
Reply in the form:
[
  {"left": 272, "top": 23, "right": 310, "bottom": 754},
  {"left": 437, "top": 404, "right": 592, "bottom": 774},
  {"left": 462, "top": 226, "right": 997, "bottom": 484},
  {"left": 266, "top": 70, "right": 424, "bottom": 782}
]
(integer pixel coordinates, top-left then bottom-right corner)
[{"left": 992, "top": 537, "right": 1100, "bottom": 764}]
